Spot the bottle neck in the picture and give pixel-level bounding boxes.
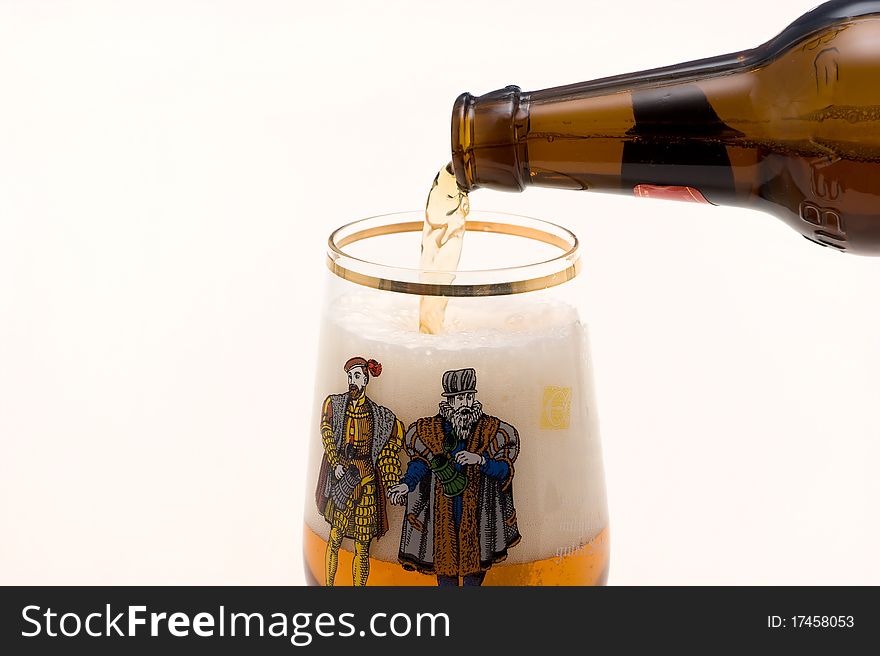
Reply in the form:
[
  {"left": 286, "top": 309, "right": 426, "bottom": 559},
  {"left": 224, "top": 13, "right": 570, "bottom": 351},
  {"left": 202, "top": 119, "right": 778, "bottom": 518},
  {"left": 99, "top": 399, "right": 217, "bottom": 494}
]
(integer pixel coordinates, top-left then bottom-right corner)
[
  {"left": 451, "top": 85, "right": 530, "bottom": 193},
  {"left": 451, "top": 76, "right": 749, "bottom": 203}
]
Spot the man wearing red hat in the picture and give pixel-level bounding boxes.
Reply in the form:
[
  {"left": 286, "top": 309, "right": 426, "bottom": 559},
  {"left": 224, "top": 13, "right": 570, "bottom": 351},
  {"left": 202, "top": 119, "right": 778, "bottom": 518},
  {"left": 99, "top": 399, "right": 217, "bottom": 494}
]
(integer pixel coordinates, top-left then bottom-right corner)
[{"left": 314, "top": 357, "right": 405, "bottom": 586}]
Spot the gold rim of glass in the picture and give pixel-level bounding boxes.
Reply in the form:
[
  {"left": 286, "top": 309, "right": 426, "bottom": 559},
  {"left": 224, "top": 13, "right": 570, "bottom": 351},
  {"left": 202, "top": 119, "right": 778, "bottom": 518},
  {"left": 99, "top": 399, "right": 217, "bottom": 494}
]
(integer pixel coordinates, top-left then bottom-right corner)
[{"left": 326, "top": 211, "right": 581, "bottom": 297}]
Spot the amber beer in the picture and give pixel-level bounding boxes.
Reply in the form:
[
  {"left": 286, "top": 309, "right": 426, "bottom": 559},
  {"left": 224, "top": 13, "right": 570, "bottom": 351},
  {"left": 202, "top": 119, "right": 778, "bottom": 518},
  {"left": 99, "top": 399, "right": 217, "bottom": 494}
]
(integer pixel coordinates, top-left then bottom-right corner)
[
  {"left": 303, "top": 524, "right": 609, "bottom": 586},
  {"left": 450, "top": 0, "right": 880, "bottom": 254}
]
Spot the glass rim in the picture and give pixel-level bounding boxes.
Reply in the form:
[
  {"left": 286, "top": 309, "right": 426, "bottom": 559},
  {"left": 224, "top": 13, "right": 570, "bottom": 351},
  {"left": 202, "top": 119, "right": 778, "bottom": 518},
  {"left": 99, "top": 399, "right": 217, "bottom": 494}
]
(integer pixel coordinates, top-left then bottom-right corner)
[{"left": 326, "top": 211, "right": 581, "bottom": 298}]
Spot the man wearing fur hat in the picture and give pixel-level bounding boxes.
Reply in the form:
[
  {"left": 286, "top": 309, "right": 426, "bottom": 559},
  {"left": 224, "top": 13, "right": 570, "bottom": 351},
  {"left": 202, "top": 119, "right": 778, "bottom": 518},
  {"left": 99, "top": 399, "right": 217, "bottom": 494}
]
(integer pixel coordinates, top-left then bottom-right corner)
[
  {"left": 388, "top": 368, "right": 521, "bottom": 586},
  {"left": 315, "top": 356, "right": 405, "bottom": 586}
]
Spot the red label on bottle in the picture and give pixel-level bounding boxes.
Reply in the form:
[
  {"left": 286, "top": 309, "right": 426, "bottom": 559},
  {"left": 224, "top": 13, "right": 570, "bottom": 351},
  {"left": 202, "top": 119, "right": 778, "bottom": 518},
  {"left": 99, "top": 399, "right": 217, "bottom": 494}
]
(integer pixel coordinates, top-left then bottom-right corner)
[{"left": 633, "top": 184, "right": 710, "bottom": 204}]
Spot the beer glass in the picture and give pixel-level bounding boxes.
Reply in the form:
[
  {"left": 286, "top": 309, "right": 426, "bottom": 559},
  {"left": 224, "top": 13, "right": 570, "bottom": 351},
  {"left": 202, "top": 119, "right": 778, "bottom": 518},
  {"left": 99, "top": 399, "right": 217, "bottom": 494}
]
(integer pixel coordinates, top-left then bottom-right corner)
[{"left": 303, "top": 211, "right": 609, "bottom": 586}]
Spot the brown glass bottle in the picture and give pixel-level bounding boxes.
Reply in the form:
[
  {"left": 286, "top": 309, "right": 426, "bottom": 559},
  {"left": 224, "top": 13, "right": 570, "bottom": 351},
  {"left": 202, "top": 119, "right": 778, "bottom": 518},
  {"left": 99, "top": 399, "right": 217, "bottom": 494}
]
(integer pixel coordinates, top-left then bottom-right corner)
[{"left": 451, "top": 0, "right": 880, "bottom": 254}]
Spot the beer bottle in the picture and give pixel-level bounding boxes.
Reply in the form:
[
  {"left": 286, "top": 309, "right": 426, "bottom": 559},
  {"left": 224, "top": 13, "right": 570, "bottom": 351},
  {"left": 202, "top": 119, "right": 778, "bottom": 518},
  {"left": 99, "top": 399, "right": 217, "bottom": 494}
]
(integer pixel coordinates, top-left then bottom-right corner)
[{"left": 450, "top": 0, "right": 880, "bottom": 254}]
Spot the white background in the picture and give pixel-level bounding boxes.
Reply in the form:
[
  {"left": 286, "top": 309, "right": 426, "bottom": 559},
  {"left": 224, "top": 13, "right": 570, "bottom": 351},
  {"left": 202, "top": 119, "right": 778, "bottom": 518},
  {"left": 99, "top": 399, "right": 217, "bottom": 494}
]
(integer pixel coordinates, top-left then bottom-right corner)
[{"left": 1, "top": 0, "right": 878, "bottom": 585}]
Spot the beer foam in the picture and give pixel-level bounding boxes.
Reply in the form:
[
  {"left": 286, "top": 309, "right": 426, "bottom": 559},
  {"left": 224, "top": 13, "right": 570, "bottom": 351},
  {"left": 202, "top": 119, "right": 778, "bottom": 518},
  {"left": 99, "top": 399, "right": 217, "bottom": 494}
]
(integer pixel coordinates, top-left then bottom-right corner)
[
  {"left": 328, "top": 291, "right": 583, "bottom": 350},
  {"left": 306, "top": 291, "right": 609, "bottom": 568}
]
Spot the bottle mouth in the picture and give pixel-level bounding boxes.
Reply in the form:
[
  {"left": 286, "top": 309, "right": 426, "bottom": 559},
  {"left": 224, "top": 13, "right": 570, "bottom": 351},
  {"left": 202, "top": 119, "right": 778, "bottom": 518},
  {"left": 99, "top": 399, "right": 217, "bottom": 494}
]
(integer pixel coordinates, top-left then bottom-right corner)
[
  {"left": 451, "top": 86, "right": 530, "bottom": 193},
  {"left": 326, "top": 211, "right": 580, "bottom": 297},
  {"left": 451, "top": 92, "right": 477, "bottom": 192}
]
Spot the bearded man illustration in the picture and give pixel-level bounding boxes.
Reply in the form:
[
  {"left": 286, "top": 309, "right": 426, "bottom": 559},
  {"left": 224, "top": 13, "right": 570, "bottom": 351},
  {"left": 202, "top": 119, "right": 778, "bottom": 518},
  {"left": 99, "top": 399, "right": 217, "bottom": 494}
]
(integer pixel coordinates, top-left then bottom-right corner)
[
  {"left": 388, "top": 368, "right": 521, "bottom": 586},
  {"left": 314, "top": 357, "right": 404, "bottom": 586}
]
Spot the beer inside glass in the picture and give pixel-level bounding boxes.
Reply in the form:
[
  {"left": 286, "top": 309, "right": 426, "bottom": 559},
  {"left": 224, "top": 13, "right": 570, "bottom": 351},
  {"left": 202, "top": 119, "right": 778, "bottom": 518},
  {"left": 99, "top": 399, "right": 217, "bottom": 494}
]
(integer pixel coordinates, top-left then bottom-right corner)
[{"left": 304, "top": 212, "right": 609, "bottom": 586}]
